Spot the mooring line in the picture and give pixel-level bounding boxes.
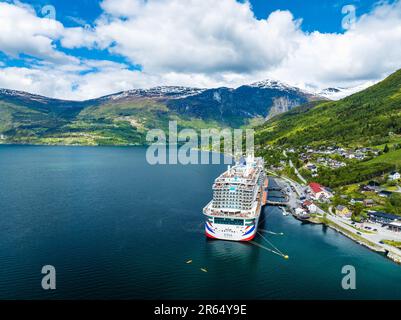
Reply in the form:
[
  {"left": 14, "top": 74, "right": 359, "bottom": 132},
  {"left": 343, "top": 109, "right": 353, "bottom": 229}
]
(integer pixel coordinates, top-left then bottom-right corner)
[
  {"left": 249, "top": 241, "right": 288, "bottom": 259},
  {"left": 257, "top": 231, "right": 284, "bottom": 256},
  {"left": 249, "top": 232, "right": 289, "bottom": 260},
  {"left": 258, "top": 229, "right": 284, "bottom": 236}
]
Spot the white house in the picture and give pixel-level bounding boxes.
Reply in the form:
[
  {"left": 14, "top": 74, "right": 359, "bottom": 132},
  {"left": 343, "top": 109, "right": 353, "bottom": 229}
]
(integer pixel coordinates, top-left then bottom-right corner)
[
  {"left": 309, "top": 183, "right": 333, "bottom": 200},
  {"left": 303, "top": 201, "right": 317, "bottom": 214},
  {"left": 389, "top": 171, "right": 400, "bottom": 181},
  {"left": 295, "top": 208, "right": 308, "bottom": 216}
]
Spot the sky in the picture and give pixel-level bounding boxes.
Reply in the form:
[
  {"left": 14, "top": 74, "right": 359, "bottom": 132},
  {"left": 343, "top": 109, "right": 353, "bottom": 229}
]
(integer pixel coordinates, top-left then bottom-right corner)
[{"left": 0, "top": 0, "right": 401, "bottom": 100}]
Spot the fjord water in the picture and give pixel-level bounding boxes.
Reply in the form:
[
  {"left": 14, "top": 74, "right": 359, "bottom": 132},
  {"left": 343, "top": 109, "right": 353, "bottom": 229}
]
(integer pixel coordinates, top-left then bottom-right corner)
[{"left": 0, "top": 146, "right": 400, "bottom": 300}]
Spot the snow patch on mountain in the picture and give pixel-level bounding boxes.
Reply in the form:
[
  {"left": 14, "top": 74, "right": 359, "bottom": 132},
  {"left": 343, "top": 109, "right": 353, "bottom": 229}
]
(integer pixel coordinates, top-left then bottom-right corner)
[
  {"left": 100, "top": 86, "right": 207, "bottom": 102},
  {"left": 0, "top": 88, "right": 56, "bottom": 103},
  {"left": 248, "top": 79, "right": 294, "bottom": 91},
  {"left": 317, "top": 82, "right": 376, "bottom": 100}
]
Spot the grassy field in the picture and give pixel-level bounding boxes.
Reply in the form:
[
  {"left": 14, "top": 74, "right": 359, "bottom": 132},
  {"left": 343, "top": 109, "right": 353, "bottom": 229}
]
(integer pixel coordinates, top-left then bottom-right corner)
[
  {"left": 382, "top": 240, "right": 401, "bottom": 249},
  {"left": 368, "top": 148, "right": 401, "bottom": 166}
]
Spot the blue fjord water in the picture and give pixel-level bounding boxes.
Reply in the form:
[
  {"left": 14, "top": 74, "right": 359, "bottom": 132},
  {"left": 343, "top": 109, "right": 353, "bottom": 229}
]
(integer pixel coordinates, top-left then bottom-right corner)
[{"left": 0, "top": 145, "right": 400, "bottom": 300}]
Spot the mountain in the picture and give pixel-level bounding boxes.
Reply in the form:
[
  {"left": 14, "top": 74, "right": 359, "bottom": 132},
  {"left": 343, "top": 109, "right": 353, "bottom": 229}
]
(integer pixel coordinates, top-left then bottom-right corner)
[
  {"left": 317, "top": 82, "right": 376, "bottom": 100},
  {"left": 256, "top": 69, "right": 401, "bottom": 148},
  {"left": 94, "top": 86, "right": 207, "bottom": 102},
  {"left": 90, "top": 80, "right": 321, "bottom": 126},
  {"left": 255, "top": 68, "right": 401, "bottom": 187},
  {"left": 0, "top": 81, "right": 321, "bottom": 145},
  {"left": 0, "top": 89, "right": 89, "bottom": 117}
]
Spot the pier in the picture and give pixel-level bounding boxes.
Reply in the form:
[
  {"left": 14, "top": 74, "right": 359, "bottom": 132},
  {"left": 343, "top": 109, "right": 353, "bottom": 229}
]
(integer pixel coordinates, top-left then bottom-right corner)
[
  {"left": 265, "top": 200, "right": 289, "bottom": 206},
  {"left": 267, "top": 187, "right": 282, "bottom": 192}
]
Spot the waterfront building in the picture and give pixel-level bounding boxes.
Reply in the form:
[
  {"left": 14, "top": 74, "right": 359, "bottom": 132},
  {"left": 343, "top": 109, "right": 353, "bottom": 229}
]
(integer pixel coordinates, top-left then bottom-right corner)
[
  {"left": 308, "top": 182, "right": 333, "bottom": 201},
  {"left": 388, "top": 222, "right": 401, "bottom": 233},
  {"left": 368, "top": 211, "right": 400, "bottom": 224},
  {"left": 303, "top": 200, "right": 317, "bottom": 214}
]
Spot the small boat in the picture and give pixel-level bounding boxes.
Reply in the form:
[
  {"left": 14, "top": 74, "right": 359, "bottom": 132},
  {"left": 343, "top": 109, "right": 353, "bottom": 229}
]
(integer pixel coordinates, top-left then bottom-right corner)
[
  {"left": 200, "top": 268, "right": 208, "bottom": 273},
  {"left": 281, "top": 208, "right": 290, "bottom": 216}
]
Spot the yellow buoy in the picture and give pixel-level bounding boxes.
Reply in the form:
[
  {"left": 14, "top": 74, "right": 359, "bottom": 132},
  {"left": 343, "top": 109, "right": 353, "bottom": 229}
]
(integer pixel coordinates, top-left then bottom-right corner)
[
  {"left": 200, "top": 268, "right": 208, "bottom": 273},
  {"left": 186, "top": 260, "right": 193, "bottom": 264},
  {"left": 284, "top": 255, "right": 289, "bottom": 260}
]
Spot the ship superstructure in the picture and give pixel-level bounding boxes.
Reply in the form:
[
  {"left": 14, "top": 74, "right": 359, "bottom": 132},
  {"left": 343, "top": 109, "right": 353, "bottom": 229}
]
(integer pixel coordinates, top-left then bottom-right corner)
[{"left": 203, "top": 156, "right": 268, "bottom": 241}]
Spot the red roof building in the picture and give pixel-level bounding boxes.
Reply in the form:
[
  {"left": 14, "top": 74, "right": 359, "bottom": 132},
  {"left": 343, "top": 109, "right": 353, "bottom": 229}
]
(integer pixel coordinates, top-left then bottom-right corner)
[{"left": 309, "top": 182, "right": 323, "bottom": 194}]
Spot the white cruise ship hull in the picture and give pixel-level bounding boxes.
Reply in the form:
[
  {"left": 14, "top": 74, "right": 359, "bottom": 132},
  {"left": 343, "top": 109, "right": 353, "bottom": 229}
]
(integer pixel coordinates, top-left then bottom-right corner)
[
  {"left": 205, "top": 216, "right": 260, "bottom": 242},
  {"left": 202, "top": 156, "right": 267, "bottom": 242}
]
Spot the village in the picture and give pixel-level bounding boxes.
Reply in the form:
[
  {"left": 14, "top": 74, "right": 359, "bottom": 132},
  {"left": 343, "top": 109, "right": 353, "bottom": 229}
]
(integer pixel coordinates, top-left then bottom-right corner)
[
  {"left": 263, "top": 144, "right": 401, "bottom": 264},
  {"left": 292, "top": 145, "right": 380, "bottom": 174}
]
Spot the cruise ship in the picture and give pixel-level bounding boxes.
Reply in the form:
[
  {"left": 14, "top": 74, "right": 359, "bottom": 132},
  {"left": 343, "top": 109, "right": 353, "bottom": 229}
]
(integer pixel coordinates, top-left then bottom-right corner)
[{"left": 203, "top": 156, "right": 268, "bottom": 241}]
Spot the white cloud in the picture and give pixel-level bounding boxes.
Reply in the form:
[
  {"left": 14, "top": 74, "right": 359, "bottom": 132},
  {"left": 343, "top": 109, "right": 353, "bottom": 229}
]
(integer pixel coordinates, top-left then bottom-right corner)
[
  {"left": 89, "top": 0, "right": 303, "bottom": 74},
  {"left": 100, "top": 0, "right": 145, "bottom": 17},
  {"left": 270, "top": 0, "right": 401, "bottom": 88},
  {"left": 0, "top": 62, "right": 153, "bottom": 100},
  {"left": 0, "top": 2, "right": 76, "bottom": 63},
  {"left": 1, "top": 0, "right": 401, "bottom": 100}
]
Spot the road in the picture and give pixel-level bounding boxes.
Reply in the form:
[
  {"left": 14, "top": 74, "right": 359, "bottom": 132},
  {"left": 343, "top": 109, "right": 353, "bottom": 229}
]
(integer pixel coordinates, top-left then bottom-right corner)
[
  {"left": 289, "top": 159, "right": 307, "bottom": 184},
  {"left": 268, "top": 163, "right": 401, "bottom": 261},
  {"left": 327, "top": 206, "right": 401, "bottom": 256},
  {"left": 282, "top": 150, "right": 307, "bottom": 184}
]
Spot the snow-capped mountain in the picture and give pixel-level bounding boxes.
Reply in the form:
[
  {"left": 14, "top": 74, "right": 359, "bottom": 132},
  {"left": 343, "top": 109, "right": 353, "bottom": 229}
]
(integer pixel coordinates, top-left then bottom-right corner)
[
  {"left": 96, "top": 86, "right": 207, "bottom": 102},
  {"left": 248, "top": 79, "right": 298, "bottom": 91},
  {"left": 0, "top": 79, "right": 324, "bottom": 128},
  {"left": 0, "top": 88, "right": 54, "bottom": 103},
  {"left": 317, "top": 82, "right": 376, "bottom": 100},
  {"left": 0, "top": 79, "right": 332, "bottom": 145}
]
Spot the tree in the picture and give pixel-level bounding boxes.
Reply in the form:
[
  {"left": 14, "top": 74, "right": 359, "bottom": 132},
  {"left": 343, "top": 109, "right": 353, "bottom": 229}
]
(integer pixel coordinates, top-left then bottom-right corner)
[
  {"left": 390, "top": 194, "right": 401, "bottom": 215},
  {"left": 384, "top": 144, "right": 390, "bottom": 153},
  {"left": 352, "top": 203, "right": 363, "bottom": 216}
]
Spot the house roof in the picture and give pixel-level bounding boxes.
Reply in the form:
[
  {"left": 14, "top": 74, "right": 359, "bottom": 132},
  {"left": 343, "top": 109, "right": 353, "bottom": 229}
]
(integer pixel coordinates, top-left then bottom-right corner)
[
  {"left": 303, "top": 200, "right": 313, "bottom": 206},
  {"left": 309, "top": 182, "right": 323, "bottom": 193},
  {"left": 368, "top": 211, "right": 399, "bottom": 221}
]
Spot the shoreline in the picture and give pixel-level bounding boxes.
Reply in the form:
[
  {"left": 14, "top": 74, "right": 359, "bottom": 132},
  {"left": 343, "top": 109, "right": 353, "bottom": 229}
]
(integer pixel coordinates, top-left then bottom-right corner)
[
  {"left": 0, "top": 142, "right": 144, "bottom": 147},
  {"left": 269, "top": 175, "right": 401, "bottom": 265},
  {"left": 291, "top": 211, "right": 401, "bottom": 264}
]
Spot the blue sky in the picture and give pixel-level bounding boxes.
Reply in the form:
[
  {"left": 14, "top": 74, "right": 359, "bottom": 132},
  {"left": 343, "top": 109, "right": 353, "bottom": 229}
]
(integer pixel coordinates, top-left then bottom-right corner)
[
  {"left": 3, "top": 0, "right": 375, "bottom": 67},
  {"left": 252, "top": 0, "right": 381, "bottom": 32},
  {"left": 0, "top": 0, "right": 401, "bottom": 100},
  {"left": 24, "top": 0, "right": 383, "bottom": 31}
]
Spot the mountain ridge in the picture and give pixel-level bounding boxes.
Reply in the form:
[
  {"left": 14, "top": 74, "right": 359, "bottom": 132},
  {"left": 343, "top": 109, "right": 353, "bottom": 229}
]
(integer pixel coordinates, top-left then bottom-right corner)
[
  {"left": 0, "top": 79, "right": 324, "bottom": 145},
  {"left": 0, "top": 77, "right": 320, "bottom": 103},
  {"left": 255, "top": 68, "right": 401, "bottom": 187},
  {"left": 256, "top": 68, "right": 401, "bottom": 148}
]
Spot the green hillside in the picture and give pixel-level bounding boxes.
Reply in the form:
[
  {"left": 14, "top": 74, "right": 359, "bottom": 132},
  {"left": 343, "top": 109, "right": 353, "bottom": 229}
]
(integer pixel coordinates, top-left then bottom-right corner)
[
  {"left": 255, "top": 69, "right": 401, "bottom": 188},
  {"left": 256, "top": 69, "right": 401, "bottom": 148},
  {"left": 0, "top": 98, "right": 226, "bottom": 146},
  {"left": 0, "top": 81, "right": 317, "bottom": 145}
]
